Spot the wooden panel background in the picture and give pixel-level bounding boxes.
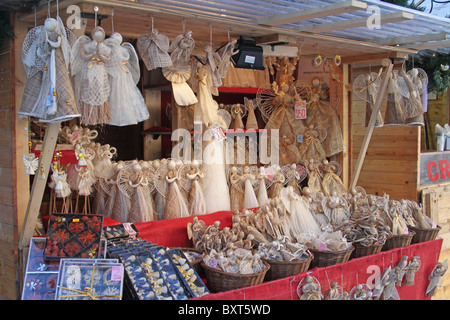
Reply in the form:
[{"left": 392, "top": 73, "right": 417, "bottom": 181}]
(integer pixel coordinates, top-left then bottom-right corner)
[{"left": 350, "top": 65, "right": 420, "bottom": 202}]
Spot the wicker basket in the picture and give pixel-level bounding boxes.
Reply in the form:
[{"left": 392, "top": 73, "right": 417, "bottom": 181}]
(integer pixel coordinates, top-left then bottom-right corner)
[
  {"left": 308, "top": 246, "right": 354, "bottom": 269},
  {"left": 351, "top": 242, "right": 385, "bottom": 259},
  {"left": 200, "top": 260, "right": 270, "bottom": 293},
  {"left": 382, "top": 232, "right": 415, "bottom": 251},
  {"left": 263, "top": 252, "right": 313, "bottom": 281},
  {"left": 408, "top": 225, "right": 441, "bottom": 244}
]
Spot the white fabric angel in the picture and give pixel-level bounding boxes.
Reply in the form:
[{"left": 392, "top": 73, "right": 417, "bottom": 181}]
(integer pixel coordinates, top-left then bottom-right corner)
[
  {"left": 241, "top": 166, "right": 259, "bottom": 210},
  {"left": 256, "top": 166, "right": 269, "bottom": 207},
  {"left": 106, "top": 32, "right": 149, "bottom": 126},
  {"left": 71, "top": 26, "right": 113, "bottom": 126},
  {"left": 19, "top": 17, "right": 80, "bottom": 122},
  {"left": 137, "top": 28, "right": 172, "bottom": 70},
  {"left": 162, "top": 30, "right": 198, "bottom": 106}
]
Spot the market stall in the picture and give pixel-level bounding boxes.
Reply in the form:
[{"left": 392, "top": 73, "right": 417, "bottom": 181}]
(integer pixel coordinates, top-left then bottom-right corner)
[{"left": 1, "top": 0, "right": 449, "bottom": 300}]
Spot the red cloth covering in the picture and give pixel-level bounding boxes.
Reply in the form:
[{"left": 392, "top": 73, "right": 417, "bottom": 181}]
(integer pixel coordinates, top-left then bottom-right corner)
[{"left": 103, "top": 212, "right": 443, "bottom": 300}]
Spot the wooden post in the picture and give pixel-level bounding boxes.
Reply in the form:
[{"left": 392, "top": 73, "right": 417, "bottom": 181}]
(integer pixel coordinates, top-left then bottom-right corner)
[
  {"left": 349, "top": 60, "right": 393, "bottom": 190},
  {"left": 19, "top": 122, "right": 61, "bottom": 250}
]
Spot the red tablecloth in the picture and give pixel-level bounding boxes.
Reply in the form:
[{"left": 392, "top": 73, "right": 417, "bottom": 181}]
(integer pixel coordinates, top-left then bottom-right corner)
[{"left": 103, "top": 211, "right": 444, "bottom": 300}]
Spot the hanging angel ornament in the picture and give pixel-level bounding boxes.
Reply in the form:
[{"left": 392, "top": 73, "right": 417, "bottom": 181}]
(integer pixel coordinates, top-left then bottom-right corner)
[
  {"left": 137, "top": 25, "right": 172, "bottom": 70},
  {"left": 426, "top": 260, "right": 448, "bottom": 297},
  {"left": 268, "top": 165, "right": 285, "bottom": 199},
  {"left": 305, "top": 77, "right": 343, "bottom": 158},
  {"left": 352, "top": 71, "right": 383, "bottom": 128},
  {"left": 404, "top": 256, "right": 421, "bottom": 286},
  {"left": 321, "top": 159, "right": 346, "bottom": 197},
  {"left": 162, "top": 30, "right": 198, "bottom": 106},
  {"left": 203, "top": 45, "right": 222, "bottom": 88},
  {"left": 217, "top": 38, "right": 238, "bottom": 80},
  {"left": 23, "top": 153, "right": 39, "bottom": 175},
  {"left": 18, "top": 17, "right": 79, "bottom": 122},
  {"left": 372, "top": 267, "right": 400, "bottom": 300},
  {"left": 298, "top": 124, "right": 327, "bottom": 162},
  {"left": 193, "top": 63, "right": 221, "bottom": 126},
  {"left": 297, "top": 275, "right": 323, "bottom": 300},
  {"left": 106, "top": 32, "right": 149, "bottom": 126},
  {"left": 399, "top": 69, "right": 424, "bottom": 126},
  {"left": 384, "top": 70, "right": 405, "bottom": 126},
  {"left": 71, "top": 26, "right": 112, "bottom": 126}
]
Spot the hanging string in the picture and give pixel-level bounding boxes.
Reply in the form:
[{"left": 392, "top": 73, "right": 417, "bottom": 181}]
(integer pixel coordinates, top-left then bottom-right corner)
[
  {"left": 111, "top": 8, "right": 114, "bottom": 33},
  {"left": 182, "top": 18, "right": 186, "bottom": 34},
  {"left": 227, "top": 29, "right": 230, "bottom": 42},
  {"left": 209, "top": 24, "right": 213, "bottom": 48},
  {"left": 56, "top": 0, "right": 59, "bottom": 19},
  {"left": 151, "top": 14, "right": 154, "bottom": 33},
  {"left": 47, "top": 0, "right": 50, "bottom": 18},
  {"left": 94, "top": 6, "right": 98, "bottom": 28},
  {"left": 34, "top": 5, "right": 37, "bottom": 27}
]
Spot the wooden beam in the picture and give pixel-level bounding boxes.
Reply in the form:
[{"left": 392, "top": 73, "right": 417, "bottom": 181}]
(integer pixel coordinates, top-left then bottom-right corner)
[
  {"left": 253, "top": 0, "right": 367, "bottom": 26},
  {"left": 371, "top": 32, "right": 448, "bottom": 46},
  {"left": 341, "top": 51, "right": 411, "bottom": 64},
  {"left": 19, "top": 122, "right": 61, "bottom": 250},
  {"left": 350, "top": 60, "right": 394, "bottom": 190},
  {"left": 297, "top": 11, "right": 414, "bottom": 34},
  {"left": 401, "top": 39, "right": 450, "bottom": 50}
]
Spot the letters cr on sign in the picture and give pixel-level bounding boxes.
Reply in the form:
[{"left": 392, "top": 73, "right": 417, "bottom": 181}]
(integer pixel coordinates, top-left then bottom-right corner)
[{"left": 420, "top": 152, "right": 450, "bottom": 187}]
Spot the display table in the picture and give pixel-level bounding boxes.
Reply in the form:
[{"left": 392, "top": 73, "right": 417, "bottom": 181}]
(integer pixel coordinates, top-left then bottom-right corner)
[{"left": 103, "top": 211, "right": 443, "bottom": 300}]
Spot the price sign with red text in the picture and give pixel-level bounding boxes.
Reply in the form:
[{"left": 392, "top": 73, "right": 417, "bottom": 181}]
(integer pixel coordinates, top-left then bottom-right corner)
[
  {"left": 210, "top": 124, "right": 227, "bottom": 142},
  {"left": 295, "top": 101, "right": 307, "bottom": 119}
]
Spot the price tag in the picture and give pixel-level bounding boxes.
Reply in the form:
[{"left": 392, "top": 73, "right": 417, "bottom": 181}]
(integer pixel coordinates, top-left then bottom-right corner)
[
  {"left": 111, "top": 265, "right": 124, "bottom": 281},
  {"left": 319, "top": 243, "right": 328, "bottom": 251},
  {"left": 297, "top": 134, "right": 304, "bottom": 143},
  {"left": 210, "top": 124, "right": 226, "bottom": 142},
  {"left": 294, "top": 101, "right": 307, "bottom": 119},
  {"left": 403, "top": 227, "right": 409, "bottom": 235},
  {"left": 209, "top": 258, "right": 218, "bottom": 269},
  {"left": 265, "top": 167, "right": 275, "bottom": 181},
  {"left": 123, "top": 223, "right": 137, "bottom": 239}
]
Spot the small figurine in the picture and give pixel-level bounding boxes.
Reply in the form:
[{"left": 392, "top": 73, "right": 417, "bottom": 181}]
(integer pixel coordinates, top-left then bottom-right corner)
[
  {"left": 426, "top": 260, "right": 448, "bottom": 297},
  {"left": 404, "top": 256, "right": 421, "bottom": 286},
  {"left": 297, "top": 275, "right": 323, "bottom": 300},
  {"left": 323, "top": 282, "right": 346, "bottom": 300},
  {"left": 395, "top": 255, "right": 409, "bottom": 286}
]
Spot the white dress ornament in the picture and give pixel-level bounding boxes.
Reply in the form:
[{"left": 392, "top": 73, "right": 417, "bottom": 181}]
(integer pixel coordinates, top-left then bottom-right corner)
[
  {"left": 106, "top": 32, "right": 149, "bottom": 126},
  {"left": 18, "top": 17, "right": 79, "bottom": 122}
]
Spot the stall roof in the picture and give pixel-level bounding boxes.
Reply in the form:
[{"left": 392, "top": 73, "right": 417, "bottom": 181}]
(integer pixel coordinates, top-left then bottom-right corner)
[{"left": 14, "top": 0, "right": 450, "bottom": 59}]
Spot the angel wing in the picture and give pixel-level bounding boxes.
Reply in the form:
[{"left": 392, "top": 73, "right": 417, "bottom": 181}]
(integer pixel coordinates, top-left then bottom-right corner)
[
  {"left": 22, "top": 25, "right": 49, "bottom": 78},
  {"left": 70, "top": 35, "right": 92, "bottom": 76},
  {"left": 121, "top": 42, "right": 141, "bottom": 84}
]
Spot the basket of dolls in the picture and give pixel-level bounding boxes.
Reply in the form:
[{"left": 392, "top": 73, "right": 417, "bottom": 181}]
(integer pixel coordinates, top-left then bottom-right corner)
[
  {"left": 263, "top": 251, "right": 314, "bottom": 281},
  {"left": 382, "top": 232, "right": 415, "bottom": 251},
  {"left": 351, "top": 241, "right": 385, "bottom": 259},
  {"left": 200, "top": 260, "right": 270, "bottom": 293},
  {"left": 308, "top": 246, "right": 354, "bottom": 269},
  {"left": 179, "top": 247, "right": 205, "bottom": 276},
  {"left": 407, "top": 225, "right": 441, "bottom": 244}
]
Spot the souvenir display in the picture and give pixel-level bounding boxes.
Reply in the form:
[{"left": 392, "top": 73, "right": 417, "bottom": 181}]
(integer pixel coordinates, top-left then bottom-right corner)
[
  {"left": 426, "top": 260, "right": 448, "bottom": 297},
  {"left": 55, "top": 258, "right": 124, "bottom": 300},
  {"left": 44, "top": 213, "right": 104, "bottom": 260}
]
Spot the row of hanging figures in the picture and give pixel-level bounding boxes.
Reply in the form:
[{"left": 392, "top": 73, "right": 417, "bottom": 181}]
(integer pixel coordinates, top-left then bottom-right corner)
[
  {"left": 18, "top": 15, "right": 238, "bottom": 128},
  {"left": 352, "top": 64, "right": 428, "bottom": 128}
]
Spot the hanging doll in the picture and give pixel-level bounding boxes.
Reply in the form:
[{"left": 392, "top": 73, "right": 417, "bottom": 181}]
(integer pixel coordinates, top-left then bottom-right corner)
[
  {"left": 321, "top": 159, "right": 347, "bottom": 197},
  {"left": 137, "top": 25, "right": 172, "bottom": 70},
  {"left": 404, "top": 256, "right": 421, "bottom": 286},
  {"left": 19, "top": 17, "right": 79, "bottom": 122},
  {"left": 203, "top": 45, "right": 222, "bottom": 88},
  {"left": 241, "top": 166, "right": 259, "bottom": 210},
  {"left": 162, "top": 30, "right": 198, "bottom": 106},
  {"left": 426, "top": 260, "right": 448, "bottom": 297},
  {"left": 106, "top": 32, "right": 149, "bottom": 126},
  {"left": 298, "top": 124, "right": 327, "bottom": 162},
  {"left": 305, "top": 77, "right": 343, "bottom": 157},
  {"left": 384, "top": 71, "right": 405, "bottom": 126},
  {"left": 395, "top": 255, "right": 409, "bottom": 287},
  {"left": 164, "top": 160, "right": 189, "bottom": 219},
  {"left": 185, "top": 161, "right": 207, "bottom": 216},
  {"left": 71, "top": 26, "right": 112, "bottom": 126},
  {"left": 217, "top": 38, "right": 238, "bottom": 80},
  {"left": 363, "top": 73, "right": 384, "bottom": 128},
  {"left": 400, "top": 69, "right": 424, "bottom": 126}
]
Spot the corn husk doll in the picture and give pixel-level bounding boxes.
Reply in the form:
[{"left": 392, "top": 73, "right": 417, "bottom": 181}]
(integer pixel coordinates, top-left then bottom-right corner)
[
  {"left": 137, "top": 26, "right": 172, "bottom": 71},
  {"left": 106, "top": 32, "right": 149, "bottom": 126},
  {"left": 128, "top": 162, "right": 157, "bottom": 223},
  {"left": 426, "top": 260, "right": 448, "bottom": 297},
  {"left": 71, "top": 26, "right": 113, "bottom": 126},
  {"left": 19, "top": 17, "right": 80, "bottom": 122},
  {"left": 183, "top": 161, "right": 207, "bottom": 216},
  {"left": 298, "top": 124, "right": 327, "bottom": 162},
  {"left": 163, "top": 160, "right": 189, "bottom": 220},
  {"left": 321, "top": 159, "right": 347, "bottom": 197}
]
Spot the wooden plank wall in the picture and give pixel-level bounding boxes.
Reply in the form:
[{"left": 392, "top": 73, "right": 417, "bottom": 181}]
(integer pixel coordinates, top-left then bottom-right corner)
[
  {"left": 350, "top": 64, "right": 420, "bottom": 202},
  {"left": 422, "top": 89, "right": 449, "bottom": 151}
]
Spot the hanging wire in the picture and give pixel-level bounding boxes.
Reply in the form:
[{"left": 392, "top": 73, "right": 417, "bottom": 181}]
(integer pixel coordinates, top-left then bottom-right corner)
[
  {"left": 151, "top": 14, "right": 154, "bottom": 33},
  {"left": 182, "top": 18, "right": 186, "bottom": 34},
  {"left": 111, "top": 8, "right": 114, "bottom": 33},
  {"left": 94, "top": 6, "right": 98, "bottom": 28},
  {"left": 47, "top": 0, "right": 50, "bottom": 18},
  {"left": 56, "top": 0, "right": 59, "bottom": 19},
  {"left": 209, "top": 24, "right": 213, "bottom": 47},
  {"left": 34, "top": 5, "right": 37, "bottom": 27}
]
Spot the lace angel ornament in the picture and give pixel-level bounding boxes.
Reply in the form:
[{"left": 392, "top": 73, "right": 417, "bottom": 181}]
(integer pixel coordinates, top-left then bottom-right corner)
[
  {"left": 400, "top": 69, "right": 424, "bottom": 126},
  {"left": 162, "top": 30, "right": 198, "bottom": 106},
  {"left": 137, "top": 27, "right": 172, "bottom": 70},
  {"left": 19, "top": 17, "right": 79, "bottom": 122},
  {"left": 105, "top": 32, "right": 149, "bottom": 126},
  {"left": 203, "top": 45, "right": 222, "bottom": 88},
  {"left": 426, "top": 260, "right": 448, "bottom": 297},
  {"left": 217, "top": 38, "right": 238, "bottom": 80},
  {"left": 71, "top": 26, "right": 112, "bottom": 126}
]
